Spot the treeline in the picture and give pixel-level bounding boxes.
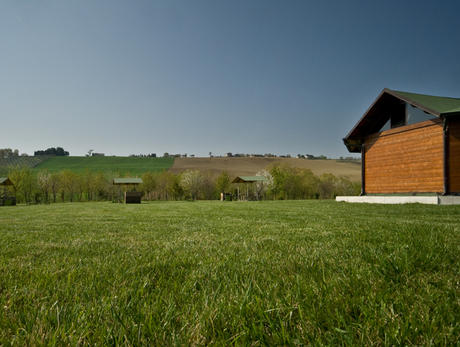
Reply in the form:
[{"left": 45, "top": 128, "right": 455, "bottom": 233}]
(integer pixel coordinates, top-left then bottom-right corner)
[
  {"left": 0, "top": 148, "right": 21, "bottom": 159},
  {"left": 34, "top": 147, "right": 69, "bottom": 156},
  {"left": 129, "top": 153, "right": 333, "bottom": 159},
  {"left": 226, "top": 153, "right": 329, "bottom": 159},
  {"left": 6, "top": 165, "right": 360, "bottom": 204}
]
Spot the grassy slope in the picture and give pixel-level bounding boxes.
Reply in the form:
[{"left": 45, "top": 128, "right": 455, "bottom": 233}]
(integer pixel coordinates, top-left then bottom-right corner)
[
  {"left": 34, "top": 156, "right": 174, "bottom": 175},
  {"left": 171, "top": 157, "right": 362, "bottom": 181},
  {"left": 0, "top": 156, "right": 49, "bottom": 176},
  {"left": 0, "top": 201, "right": 458, "bottom": 345}
]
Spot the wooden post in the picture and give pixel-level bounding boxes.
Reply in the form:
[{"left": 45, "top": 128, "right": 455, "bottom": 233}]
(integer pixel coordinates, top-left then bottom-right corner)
[
  {"left": 443, "top": 118, "right": 450, "bottom": 195},
  {"left": 361, "top": 144, "right": 366, "bottom": 196}
]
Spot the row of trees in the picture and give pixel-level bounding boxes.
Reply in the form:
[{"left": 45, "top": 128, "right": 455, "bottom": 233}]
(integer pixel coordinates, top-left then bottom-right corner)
[
  {"left": 34, "top": 147, "right": 69, "bottom": 156},
  {"left": 226, "top": 153, "right": 329, "bottom": 159},
  {"left": 3, "top": 147, "right": 356, "bottom": 161},
  {"left": 125, "top": 153, "right": 333, "bottom": 159},
  {"left": 0, "top": 148, "right": 21, "bottom": 159},
  {"left": 6, "top": 165, "right": 360, "bottom": 204}
]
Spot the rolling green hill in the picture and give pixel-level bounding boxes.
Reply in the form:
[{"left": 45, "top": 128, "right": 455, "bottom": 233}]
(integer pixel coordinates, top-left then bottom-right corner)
[{"left": 33, "top": 156, "right": 174, "bottom": 174}]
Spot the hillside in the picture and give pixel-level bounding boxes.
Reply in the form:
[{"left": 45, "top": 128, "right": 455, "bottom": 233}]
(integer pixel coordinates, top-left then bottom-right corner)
[
  {"left": 1, "top": 156, "right": 361, "bottom": 181},
  {"left": 34, "top": 156, "right": 174, "bottom": 175},
  {"left": 0, "top": 156, "right": 49, "bottom": 176},
  {"left": 171, "top": 157, "right": 361, "bottom": 181}
]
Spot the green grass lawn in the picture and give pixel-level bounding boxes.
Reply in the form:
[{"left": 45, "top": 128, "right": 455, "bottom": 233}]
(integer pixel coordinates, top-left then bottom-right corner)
[
  {"left": 33, "top": 156, "right": 174, "bottom": 174},
  {"left": 0, "top": 201, "right": 458, "bottom": 345}
]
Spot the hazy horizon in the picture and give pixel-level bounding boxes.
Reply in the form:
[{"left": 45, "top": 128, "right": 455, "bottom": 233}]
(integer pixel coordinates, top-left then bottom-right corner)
[{"left": 2, "top": 1, "right": 460, "bottom": 157}]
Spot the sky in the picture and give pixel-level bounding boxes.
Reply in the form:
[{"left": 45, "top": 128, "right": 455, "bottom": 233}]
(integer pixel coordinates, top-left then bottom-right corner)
[{"left": 1, "top": 0, "right": 460, "bottom": 158}]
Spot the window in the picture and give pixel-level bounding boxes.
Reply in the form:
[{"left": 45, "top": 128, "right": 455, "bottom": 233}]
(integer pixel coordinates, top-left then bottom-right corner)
[
  {"left": 406, "top": 104, "right": 436, "bottom": 125},
  {"left": 391, "top": 113, "right": 406, "bottom": 128},
  {"left": 377, "top": 103, "right": 436, "bottom": 133},
  {"left": 380, "top": 119, "right": 391, "bottom": 132}
]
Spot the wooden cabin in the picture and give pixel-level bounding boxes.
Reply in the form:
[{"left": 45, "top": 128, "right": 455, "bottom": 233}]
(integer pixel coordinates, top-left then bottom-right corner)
[{"left": 343, "top": 89, "right": 460, "bottom": 195}]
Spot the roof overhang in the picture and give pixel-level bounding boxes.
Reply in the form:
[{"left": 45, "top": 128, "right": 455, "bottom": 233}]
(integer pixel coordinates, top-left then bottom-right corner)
[
  {"left": 113, "top": 178, "right": 143, "bottom": 185},
  {"left": 232, "top": 176, "right": 267, "bottom": 183},
  {"left": 0, "top": 177, "right": 14, "bottom": 186},
  {"left": 444, "top": 111, "right": 460, "bottom": 118}
]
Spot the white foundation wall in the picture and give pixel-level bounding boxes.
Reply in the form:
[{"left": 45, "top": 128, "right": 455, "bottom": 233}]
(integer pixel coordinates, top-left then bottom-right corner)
[{"left": 336, "top": 195, "right": 460, "bottom": 205}]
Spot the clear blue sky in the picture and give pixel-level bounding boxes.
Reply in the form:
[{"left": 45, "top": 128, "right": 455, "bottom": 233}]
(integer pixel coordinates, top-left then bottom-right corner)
[{"left": 1, "top": 1, "right": 459, "bottom": 157}]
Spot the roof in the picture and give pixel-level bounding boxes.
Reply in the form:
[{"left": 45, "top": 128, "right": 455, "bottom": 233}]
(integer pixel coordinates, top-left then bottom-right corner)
[
  {"left": 390, "top": 90, "right": 460, "bottom": 115},
  {"left": 0, "top": 177, "right": 13, "bottom": 186},
  {"left": 343, "top": 88, "right": 460, "bottom": 152},
  {"left": 113, "top": 177, "right": 143, "bottom": 185},
  {"left": 232, "top": 176, "right": 267, "bottom": 183}
]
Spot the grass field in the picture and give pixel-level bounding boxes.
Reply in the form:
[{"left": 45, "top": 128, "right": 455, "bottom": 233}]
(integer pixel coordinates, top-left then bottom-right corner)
[
  {"left": 171, "top": 157, "right": 362, "bottom": 181},
  {"left": 0, "top": 201, "right": 458, "bottom": 345},
  {"left": 33, "top": 156, "right": 174, "bottom": 175}
]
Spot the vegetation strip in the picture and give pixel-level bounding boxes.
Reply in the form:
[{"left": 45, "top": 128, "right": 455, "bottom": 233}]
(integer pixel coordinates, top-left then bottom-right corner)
[{"left": 5, "top": 166, "right": 359, "bottom": 203}]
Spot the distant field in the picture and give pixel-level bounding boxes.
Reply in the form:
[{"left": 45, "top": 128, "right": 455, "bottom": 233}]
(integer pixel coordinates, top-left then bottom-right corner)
[
  {"left": 171, "top": 157, "right": 361, "bottom": 181},
  {"left": 34, "top": 156, "right": 174, "bottom": 174},
  {"left": 0, "top": 201, "right": 458, "bottom": 344}
]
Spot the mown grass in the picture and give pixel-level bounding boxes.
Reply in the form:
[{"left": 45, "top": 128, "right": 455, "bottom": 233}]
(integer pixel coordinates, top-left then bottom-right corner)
[
  {"left": 33, "top": 156, "right": 174, "bottom": 174},
  {"left": 0, "top": 201, "right": 458, "bottom": 345}
]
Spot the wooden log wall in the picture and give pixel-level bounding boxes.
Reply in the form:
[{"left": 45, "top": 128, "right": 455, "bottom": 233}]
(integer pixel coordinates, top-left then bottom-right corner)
[
  {"left": 364, "top": 119, "right": 444, "bottom": 194},
  {"left": 449, "top": 119, "right": 460, "bottom": 193}
]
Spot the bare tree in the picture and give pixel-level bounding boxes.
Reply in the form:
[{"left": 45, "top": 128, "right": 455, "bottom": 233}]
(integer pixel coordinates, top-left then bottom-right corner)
[
  {"left": 37, "top": 171, "right": 52, "bottom": 203},
  {"left": 49, "top": 173, "right": 60, "bottom": 203},
  {"left": 181, "top": 170, "right": 204, "bottom": 200}
]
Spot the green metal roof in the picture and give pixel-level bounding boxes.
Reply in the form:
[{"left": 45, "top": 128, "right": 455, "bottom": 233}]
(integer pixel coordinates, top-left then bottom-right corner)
[
  {"left": 391, "top": 89, "right": 460, "bottom": 116},
  {"left": 232, "top": 176, "right": 267, "bottom": 183},
  {"left": 113, "top": 177, "right": 143, "bottom": 185}
]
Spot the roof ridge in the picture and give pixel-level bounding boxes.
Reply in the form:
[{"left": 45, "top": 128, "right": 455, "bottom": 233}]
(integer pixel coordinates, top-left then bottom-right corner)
[{"left": 390, "top": 89, "right": 460, "bottom": 101}]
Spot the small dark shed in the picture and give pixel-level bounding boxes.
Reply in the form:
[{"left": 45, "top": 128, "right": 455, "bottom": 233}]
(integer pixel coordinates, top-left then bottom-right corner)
[
  {"left": 113, "top": 177, "right": 143, "bottom": 204},
  {"left": 0, "top": 177, "right": 16, "bottom": 206}
]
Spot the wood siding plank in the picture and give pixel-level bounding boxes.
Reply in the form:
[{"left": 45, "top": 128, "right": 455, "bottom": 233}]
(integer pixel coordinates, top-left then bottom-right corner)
[
  {"left": 364, "top": 120, "right": 444, "bottom": 193},
  {"left": 449, "top": 120, "right": 460, "bottom": 193}
]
